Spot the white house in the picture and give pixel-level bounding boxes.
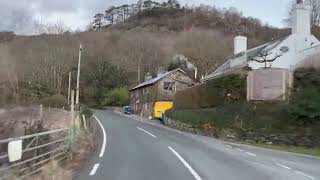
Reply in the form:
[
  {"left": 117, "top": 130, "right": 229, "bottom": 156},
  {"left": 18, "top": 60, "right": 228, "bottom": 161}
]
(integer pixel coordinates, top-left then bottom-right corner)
[{"left": 204, "top": 1, "right": 320, "bottom": 81}]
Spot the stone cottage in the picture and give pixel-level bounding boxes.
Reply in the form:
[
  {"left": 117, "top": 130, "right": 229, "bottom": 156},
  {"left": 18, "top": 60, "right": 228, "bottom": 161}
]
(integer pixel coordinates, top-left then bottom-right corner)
[{"left": 129, "top": 68, "right": 198, "bottom": 118}]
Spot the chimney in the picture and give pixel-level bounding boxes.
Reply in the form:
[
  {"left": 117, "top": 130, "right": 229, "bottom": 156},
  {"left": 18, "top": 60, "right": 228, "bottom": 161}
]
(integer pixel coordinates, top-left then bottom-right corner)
[
  {"left": 234, "top": 36, "right": 247, "bottom": 55},
  {"left": 157, "top": 67, "right": 166, "bottom": 77},
  {"left": 144, "top": 72, "right": 152, "bottom": 82},
  {"left": 292, "top": 1, "right": 311, "bottom": 34},
  {"left": 194, "top": 67, "right": 198, "bottom": 79}
]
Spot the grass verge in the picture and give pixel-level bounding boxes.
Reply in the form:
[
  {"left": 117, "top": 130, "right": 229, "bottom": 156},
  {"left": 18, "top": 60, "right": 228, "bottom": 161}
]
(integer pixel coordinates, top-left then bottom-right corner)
[{"left": 241, "top": 141, "right": 320, "bottom": 157}]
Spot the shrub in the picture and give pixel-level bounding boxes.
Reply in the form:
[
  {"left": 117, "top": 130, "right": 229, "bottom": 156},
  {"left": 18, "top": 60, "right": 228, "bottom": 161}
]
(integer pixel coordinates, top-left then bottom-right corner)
[
  {"left": 40, "top": 94, "right": 66, "bottom": 108},
  {"left": 174, "top": 73, "right": 247, "bottom": 109},
  {"left": 102, "top": 87, "right": 129, "bottom": 106},
  {"left": 288, "top": 67, "right": 320, "bottom": 125},
  {"left": 80, "top": 104, "right": 93, "bottom": 118},
  {"left": 167, "top": 101, "right": 290, "bottom": 132}
]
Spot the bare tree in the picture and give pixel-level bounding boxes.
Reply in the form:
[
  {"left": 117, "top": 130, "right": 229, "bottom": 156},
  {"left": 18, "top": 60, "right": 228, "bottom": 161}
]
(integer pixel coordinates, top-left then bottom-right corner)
[
  {"left": 309, "top": 0, "right": 320, "bottom": 26},
  {"left": 175, "top": 30, "right": 232, "bottom": 76},
  {"left": 248, "top": 51, "right": 282, "bottom": 68},
  {"left": 284, "top": 0, "right": 320, "bottom": 27},
  {"left": 33, "top": 19, "right": 69, "bottom": 35},
  {"left": 0, "top": 44, "right": 19, "bottom": 103}
]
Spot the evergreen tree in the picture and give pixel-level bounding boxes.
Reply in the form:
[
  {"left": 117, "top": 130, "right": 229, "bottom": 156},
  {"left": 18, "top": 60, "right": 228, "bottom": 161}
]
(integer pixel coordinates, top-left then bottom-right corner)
[{"left": 92, "top": 13, "right": 104, "bottom": 31}]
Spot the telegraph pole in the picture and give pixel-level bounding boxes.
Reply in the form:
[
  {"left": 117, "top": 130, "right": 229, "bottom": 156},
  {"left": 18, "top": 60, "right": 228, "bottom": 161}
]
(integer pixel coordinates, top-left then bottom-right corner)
[
  {"left": 76, "top": 44, "right": 82, "bottom": 110},
  {"left": 67, "top": 72, "right": 71, "bottom": 105}
]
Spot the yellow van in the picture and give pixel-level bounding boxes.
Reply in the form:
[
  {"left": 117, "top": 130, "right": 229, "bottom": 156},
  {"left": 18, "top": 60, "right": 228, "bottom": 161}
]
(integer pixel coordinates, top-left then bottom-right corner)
[{"left": 154, "top": 101, "right": 173, "bottom": 119}]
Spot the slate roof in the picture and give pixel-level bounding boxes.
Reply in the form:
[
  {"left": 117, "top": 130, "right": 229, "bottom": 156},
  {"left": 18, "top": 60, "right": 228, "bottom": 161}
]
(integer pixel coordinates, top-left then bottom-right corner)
[
  {"left": 204, "top": 34, "right": 291, "bottom": 80},
  {"left": 130, "top": 68, "right": 188, "bottom": 91}
]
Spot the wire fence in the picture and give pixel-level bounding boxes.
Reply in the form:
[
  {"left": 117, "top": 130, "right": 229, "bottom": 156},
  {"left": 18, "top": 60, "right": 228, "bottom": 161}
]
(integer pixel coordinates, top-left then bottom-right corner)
[{"left": 0, "top": 128, "right": 72, "bottom": 179}]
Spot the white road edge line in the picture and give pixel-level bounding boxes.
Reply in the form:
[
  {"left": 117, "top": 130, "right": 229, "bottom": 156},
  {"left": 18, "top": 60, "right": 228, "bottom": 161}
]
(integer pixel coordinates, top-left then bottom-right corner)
[
  {"left": 294, "top": 170, "right": 315, "bottom": 180},
  {"left": 275, "top": 163, "right": 291, "bottom": 170},
  {"left": 245, "top": 152, "right": 257, "bottom": 157},
  {"left": 137, "top": 127, "right": 157, "bottom": 138},
  {"left": 89, "top": 163, "right": 100, "bottom": 176},
  {"left": 168, "top": 146, "right": 202, "bottom": 180},
  {"left": 226, "top": 145, "right": 232, "bottom": 148},
  {"left": 93, "top": 115, "right": 107, "bottom": 157}
]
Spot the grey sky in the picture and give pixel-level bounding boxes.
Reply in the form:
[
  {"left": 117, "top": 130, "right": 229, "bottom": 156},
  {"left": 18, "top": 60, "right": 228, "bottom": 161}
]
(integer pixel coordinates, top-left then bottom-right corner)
[{"left": 0, "top": 0, "right": 292, "bottom": 35}]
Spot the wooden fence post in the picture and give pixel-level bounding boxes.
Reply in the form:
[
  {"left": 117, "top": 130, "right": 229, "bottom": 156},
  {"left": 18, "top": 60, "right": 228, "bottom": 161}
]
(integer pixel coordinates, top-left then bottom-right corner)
[
  {"left": 71, "top": 90, "right": 75, "bottom": 127},
  {"left": 82, "top": 115, "right": 87, "bottom": 130}
]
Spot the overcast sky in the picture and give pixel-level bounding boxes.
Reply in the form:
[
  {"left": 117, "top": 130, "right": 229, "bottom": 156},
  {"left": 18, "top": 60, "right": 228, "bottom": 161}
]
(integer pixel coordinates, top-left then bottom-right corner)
[{"left": 0, "top": 0, "right": 292, "bottom": 35}]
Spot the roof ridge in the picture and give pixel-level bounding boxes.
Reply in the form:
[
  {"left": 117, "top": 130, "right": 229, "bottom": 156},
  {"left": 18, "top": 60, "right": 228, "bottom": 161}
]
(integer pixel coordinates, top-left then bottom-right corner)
[{"left": 129, "top": 68, "right": 185, "bottom": 91}]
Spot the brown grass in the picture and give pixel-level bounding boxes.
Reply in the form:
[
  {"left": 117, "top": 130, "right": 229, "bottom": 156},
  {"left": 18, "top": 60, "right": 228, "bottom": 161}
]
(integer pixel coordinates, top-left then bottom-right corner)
[{"left": 27, "top": 161, "right": 72, "bottom": 180}]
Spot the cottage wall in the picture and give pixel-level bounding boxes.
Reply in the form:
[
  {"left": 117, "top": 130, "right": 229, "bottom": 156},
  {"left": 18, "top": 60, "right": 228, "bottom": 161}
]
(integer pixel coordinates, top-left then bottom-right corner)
[
  {"left": 130, "top": 70, "right": 197, "bottom": 118},
  {"left": 155, "top": 71, "right": 196, "bottom": 101}
]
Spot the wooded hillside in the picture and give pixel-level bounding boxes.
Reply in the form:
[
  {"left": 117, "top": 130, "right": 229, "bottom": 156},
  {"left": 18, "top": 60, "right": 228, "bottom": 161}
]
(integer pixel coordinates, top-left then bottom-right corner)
[{"left": 0, "top": 0, "right": 313, "bottom": 107}]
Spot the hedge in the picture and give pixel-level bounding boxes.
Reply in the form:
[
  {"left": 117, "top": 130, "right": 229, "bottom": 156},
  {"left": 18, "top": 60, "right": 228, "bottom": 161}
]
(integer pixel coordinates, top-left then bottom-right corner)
[
  {"left": 174, "top": 74, "right": 247, "bottom": 109},
  {"left": 168, "top": 67, "right": 320, "bottom": 133},
  {"left": 288, "top": 67, "right": 320, "bottom": 125},
  {"left": 167, "top": 102, "right": 290, "bottom": 132}
]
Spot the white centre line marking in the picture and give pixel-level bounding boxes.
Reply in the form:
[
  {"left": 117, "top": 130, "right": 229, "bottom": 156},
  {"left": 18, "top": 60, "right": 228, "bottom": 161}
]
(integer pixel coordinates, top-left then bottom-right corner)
[
  {"left": 275, "top": 163, "right": 291, "bottom": 170},
  {"left": 168, "top": 146, "right": 202, "bottom": 180},
  {"left": 89, "top": 163, "right": 100, "bottom": 176},
  {"left": 236, "top": 148, "right": 244, "bottom": 152},
  {"left": 137, "top": 127, "right": 157, "bottom": 138},
  {"left": 294, "top": 170, "right": 315, "bottom": 180},
  {"left": 245, "top": 152, "right": 257, "bottom": 157},
  {"left": 93, "top": 115, "right": 107, "bottom": 157},
  {"left": 226, "top": 145, "right": 232, "bottom": 148}
]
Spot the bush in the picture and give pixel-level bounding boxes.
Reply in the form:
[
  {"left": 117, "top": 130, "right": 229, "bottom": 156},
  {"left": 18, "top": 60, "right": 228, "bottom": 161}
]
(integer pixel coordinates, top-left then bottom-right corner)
[
  {"left": 288, "top": 67, "right": 320, "bottom": 125},
  {"left": 102, "top": 87, "right": 129, "bottom": 106},
  {"left": 174, "top": 73, "right": 247, "bottom": 109},
  {"left": 80, "top": 104, "right": 93, "bottom": 118},
  {"left": 40, "top": 94, "right": 66, "bottom": 108}
]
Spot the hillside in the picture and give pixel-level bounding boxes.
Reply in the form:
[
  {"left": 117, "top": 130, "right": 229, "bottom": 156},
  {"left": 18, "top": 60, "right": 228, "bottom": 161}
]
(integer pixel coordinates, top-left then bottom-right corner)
[
  {"left": 0, "top": 1, "right": 314, "bottom": 107},
  {"left": 113, "top": 7, "right": 289, "bottom": 45}
]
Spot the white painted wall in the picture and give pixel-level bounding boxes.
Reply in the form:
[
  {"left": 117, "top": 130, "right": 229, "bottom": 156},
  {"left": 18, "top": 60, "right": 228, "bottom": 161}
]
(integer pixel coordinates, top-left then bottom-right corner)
[{"left": 248, "top": 34, "right": 320, "bottom": 70}]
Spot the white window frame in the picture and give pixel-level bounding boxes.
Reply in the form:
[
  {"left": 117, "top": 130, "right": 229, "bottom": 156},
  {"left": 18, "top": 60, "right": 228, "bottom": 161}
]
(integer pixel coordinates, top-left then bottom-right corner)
[{"left": 164, "top": 82, "right": 176, "bottom": 91}]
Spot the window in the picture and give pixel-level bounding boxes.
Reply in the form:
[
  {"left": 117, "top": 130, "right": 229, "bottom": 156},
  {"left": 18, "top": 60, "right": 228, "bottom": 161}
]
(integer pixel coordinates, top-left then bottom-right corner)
[
  {"left": 164, "top": 82, "right": 176, "bottom": 91},
  {"left": 136, "top": 91, "right": 139, "bottom": 98}
]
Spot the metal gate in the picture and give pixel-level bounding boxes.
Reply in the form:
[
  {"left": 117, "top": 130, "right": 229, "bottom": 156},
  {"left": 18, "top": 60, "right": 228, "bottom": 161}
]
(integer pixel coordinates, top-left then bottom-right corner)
[{"left": 0, "top": 128, "right": 71, "bottom": 179}]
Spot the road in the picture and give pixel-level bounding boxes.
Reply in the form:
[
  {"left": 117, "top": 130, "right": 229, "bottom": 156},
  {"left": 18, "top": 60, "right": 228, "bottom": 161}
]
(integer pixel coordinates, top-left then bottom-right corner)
[{"left": 75, "top": 110, "right": 320, "bottom": 180}]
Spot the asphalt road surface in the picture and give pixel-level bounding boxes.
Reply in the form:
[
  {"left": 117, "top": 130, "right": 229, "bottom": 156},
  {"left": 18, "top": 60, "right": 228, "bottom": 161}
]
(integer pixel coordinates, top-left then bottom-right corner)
[{"left": 75, "top": 110, "right": 320, "bottom": 180}]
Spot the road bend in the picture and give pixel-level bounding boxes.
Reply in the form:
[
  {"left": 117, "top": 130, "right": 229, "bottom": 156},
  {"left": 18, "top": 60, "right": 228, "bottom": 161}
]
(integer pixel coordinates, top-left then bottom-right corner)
[{"left": 75, "top": 110, "right": 320, "bottom": 180}]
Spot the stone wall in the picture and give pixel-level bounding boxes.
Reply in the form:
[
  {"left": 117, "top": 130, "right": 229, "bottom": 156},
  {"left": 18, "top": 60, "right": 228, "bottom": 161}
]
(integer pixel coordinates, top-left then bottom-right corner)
[
  {"left": 166, "top": 118, "right": 320, "bottom": 148},
  {"left": 166, "top": 118, "right": 217, "bottom": 137},
  {"left": 241, "top": 132, "right": 320, "bottom": 148}
]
